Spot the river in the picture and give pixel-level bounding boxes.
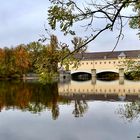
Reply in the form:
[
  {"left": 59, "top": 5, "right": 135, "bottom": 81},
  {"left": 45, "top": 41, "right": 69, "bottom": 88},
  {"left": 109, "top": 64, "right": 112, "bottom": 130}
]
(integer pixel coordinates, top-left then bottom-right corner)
[{"left": 0, "top": 80, "right": 139, "bottom": 140}]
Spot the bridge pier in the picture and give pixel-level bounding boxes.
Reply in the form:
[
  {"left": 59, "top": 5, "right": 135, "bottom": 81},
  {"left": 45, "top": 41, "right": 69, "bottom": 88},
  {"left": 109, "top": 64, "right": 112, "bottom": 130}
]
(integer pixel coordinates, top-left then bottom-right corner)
[
  {"left": 59, "top": 70, "right": 71, "bottom": 82},
  {"left": 91, "top": 69, "right": 96, "bottom": 84},
  {"left": 119, "top": 68, "right": 124, "bottom": 85}
]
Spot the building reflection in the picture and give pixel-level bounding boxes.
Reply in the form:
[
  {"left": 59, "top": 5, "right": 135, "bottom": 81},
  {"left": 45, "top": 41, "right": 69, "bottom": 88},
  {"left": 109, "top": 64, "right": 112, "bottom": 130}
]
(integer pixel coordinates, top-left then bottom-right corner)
[
  {"left": 0, "top": 80, "right": 140, "bottom": 120},
  {"left": 59, "top": 80, "right": 140, "bottom": 121},
  {"left": 59, "top": 80, "right": 140, "bottom": 101}
]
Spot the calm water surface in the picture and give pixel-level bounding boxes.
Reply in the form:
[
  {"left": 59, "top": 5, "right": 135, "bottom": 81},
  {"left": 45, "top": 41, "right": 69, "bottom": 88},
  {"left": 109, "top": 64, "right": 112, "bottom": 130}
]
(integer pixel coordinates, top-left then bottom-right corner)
[{"left": 0, "top": 80, "right": 140, "bottom": 140}]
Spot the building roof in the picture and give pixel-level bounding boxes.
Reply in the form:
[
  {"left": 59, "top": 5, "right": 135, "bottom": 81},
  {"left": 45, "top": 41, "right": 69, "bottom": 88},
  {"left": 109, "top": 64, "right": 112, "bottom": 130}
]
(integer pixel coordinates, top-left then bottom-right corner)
[
  {"left": 74, "top": 50, "right": 140, "bottom": 60},
  {"left": 118, "top": 52, "right": 126, "bottom": 57}
]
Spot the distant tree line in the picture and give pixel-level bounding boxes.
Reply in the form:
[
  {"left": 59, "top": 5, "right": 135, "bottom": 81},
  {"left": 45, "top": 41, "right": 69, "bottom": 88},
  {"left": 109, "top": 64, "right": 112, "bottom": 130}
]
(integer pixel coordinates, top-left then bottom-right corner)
[{"left": 0, "top": 35, "right": 78, "bottom": 80}]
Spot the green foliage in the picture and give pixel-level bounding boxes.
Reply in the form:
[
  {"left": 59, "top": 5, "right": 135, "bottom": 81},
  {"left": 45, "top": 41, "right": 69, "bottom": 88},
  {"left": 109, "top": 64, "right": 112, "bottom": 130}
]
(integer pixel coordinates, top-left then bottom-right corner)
[
  {"left": 48, "top": 0, "right": 140, "bottom": 41},
  {"left": 34, "top": 35, "right": 61, "bottom": 83},
  {"left": 129, "top": 1, "right": 140, "bottom": 36},
  {"left": 125, "top": 59, "right": 140, "bottom": 80},
  {"left": 71, "top": 37, "right": 87, "bottom": 53},
  {"left": 0, "top": 34, "right": 81, "bottom": 82},
  {"left": 48, "top": 0, "right": 76, "bottom": 35},
  {"left": 39, "top": 72, "right": 58, "bottom": 84},
  {"left": 26, "top": 42, "right": 45, "bottom": 72}
]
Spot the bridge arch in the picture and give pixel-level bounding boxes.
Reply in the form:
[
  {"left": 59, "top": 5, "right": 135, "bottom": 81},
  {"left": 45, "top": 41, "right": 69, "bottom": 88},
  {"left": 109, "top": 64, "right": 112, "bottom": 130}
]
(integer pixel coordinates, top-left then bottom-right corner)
[
  {"left": 96, "top": 70, "right": 119, "bottom": 81},
  {"left": 96, "top": 69, "right": 119, "bottom": 74},
  {"left": 71, "top": 71, "right": 92, "bottom": 81},
  {"left": 71, "top": 70, "right": 91, "bottom": 74}
]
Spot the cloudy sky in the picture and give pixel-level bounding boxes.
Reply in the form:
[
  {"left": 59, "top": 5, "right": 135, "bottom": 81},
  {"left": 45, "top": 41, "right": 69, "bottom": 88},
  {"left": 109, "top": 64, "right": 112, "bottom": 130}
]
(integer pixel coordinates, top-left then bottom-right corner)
[{"left": 0, "top": 0, "right": 139, "bottom": 52}]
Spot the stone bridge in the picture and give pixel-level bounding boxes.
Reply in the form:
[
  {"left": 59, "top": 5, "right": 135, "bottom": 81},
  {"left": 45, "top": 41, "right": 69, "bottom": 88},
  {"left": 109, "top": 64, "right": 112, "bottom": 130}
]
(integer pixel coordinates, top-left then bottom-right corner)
[{"left": 60, "top": 50, "right": 140, "bottom": 82}]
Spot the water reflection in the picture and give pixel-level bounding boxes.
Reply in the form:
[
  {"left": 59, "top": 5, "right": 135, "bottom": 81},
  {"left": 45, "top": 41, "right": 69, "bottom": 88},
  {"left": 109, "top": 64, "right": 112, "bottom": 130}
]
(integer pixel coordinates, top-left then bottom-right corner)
[
  {"left": 59, "top": 80, "right": 140, "bottom": 100},
  {"left": 117, "top": 101, "right": 140, "bottom": 122},
  {"left": 0, "top": 80, "right": 140, "bottom": 140},
  {"left": 72, "top": 99, "right": 88, "bottom": 117},
  {"left": 0, "top": 80, "right": 140, "bottom": 119},
  {"left": 0, "top": 81, "right": 61, "bottom": 120}
]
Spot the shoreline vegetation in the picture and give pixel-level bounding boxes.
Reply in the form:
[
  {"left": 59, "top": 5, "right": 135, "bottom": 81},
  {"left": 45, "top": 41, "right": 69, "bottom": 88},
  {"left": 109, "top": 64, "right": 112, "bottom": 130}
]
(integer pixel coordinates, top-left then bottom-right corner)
[
  {"left": 0, "top": 35, "right": 75, "bottom": 83},
  {"left": 0, "top": 34, "right": 139, "bottom": 82}
]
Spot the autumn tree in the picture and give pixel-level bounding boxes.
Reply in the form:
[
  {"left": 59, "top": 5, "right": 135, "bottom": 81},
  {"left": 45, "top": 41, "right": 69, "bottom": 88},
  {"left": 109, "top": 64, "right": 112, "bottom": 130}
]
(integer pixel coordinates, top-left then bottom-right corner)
[
  {"left": 2, "top": 47, "right": 16, "bottom": 78},
  {"left": 14, "top": 44, "right": 30, "bottom": 77},
  {"left": 0, "top": 48, "right": 5, "bottom": 77}
]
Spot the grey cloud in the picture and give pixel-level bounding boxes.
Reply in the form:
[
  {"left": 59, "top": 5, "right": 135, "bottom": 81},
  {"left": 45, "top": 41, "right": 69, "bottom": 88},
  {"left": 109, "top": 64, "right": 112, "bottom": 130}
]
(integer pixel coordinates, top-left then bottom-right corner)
[
  {"left": 0, "top": 0, "right": 50, "bottom": 47},
  {"left": 0, "top": 0, "right": 139, "bottom": 52}
]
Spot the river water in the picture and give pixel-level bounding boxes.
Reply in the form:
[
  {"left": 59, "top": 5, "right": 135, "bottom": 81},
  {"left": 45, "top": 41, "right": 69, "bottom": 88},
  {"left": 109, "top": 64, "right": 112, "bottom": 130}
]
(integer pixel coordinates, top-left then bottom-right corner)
[{"left": 0, "top": 80, "right": 139, "bottom": 140}]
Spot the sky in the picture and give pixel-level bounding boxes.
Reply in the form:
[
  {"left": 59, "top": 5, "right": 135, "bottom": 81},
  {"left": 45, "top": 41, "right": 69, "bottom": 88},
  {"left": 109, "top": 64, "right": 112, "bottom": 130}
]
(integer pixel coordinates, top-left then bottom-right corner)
[{"left": 0, "top": 0, "right": 139, "bottom": 52}]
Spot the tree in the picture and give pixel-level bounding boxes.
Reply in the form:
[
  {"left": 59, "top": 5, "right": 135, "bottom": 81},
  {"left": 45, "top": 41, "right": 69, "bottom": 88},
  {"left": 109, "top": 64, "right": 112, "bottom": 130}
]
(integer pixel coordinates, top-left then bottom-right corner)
[
  {"left": 129, "top": 1, "right": 140, "bottom": 34},
  {"left": 35, "top": 35, "right": 61, "bottom": 83},
  {"left": 0, "top": 48, "right": 5, "bottom": 77},
  {"left": 71, "top": 37, "right": 87, "bottom": 53},
  {"left": 48, "top": 0, "right": 140, "bottom": 54},
  {"left": 124, "top": 59, "right": 140, "bottom": 80},
  {"left": 1, "top": 47, "right": 16, "bottom": 78},
  {"left": 14, "top": 44, "right": 30, "bottom": 76},
  {"left": 26, "top": 42, "right": 45, "bottom": 72}
]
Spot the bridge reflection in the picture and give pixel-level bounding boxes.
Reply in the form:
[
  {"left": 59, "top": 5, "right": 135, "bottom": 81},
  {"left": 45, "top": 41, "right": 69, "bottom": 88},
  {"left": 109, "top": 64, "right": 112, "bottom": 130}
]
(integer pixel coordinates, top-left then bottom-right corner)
[
  {"left": 58, "top": 80, "right": 140, "bottom": 101},
  {"left": 71, "top": 72, "right": 91, "bottom": 81}
]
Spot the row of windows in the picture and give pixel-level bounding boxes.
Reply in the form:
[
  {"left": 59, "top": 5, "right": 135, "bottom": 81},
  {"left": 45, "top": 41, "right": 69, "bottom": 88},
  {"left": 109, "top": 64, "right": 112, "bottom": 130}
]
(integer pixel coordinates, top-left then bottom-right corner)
[
  {"left": 81, "top": 61, "right": 121, "bottom": 65},
  {"left": 62, "top": 88, "right": 140, "bottom": 93}
]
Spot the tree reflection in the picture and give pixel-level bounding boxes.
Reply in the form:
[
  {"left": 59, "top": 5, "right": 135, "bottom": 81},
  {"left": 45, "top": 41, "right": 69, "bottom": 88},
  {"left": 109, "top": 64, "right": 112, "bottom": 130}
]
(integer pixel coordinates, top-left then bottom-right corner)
[
  {"left": 117, "top": 101, "right": 140, "bottom": 122},
  {"left": 72, "top": 99, "right": 88, "bottom": 117},
  {"left": 0, "top": 81, "right": 61, "bottom": 120},
  {"left": 0, "top": 81, "right": 89, "bottom": 119},
  {"left": 116, "top": 100, "right": 140, "bottom": 139}
]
